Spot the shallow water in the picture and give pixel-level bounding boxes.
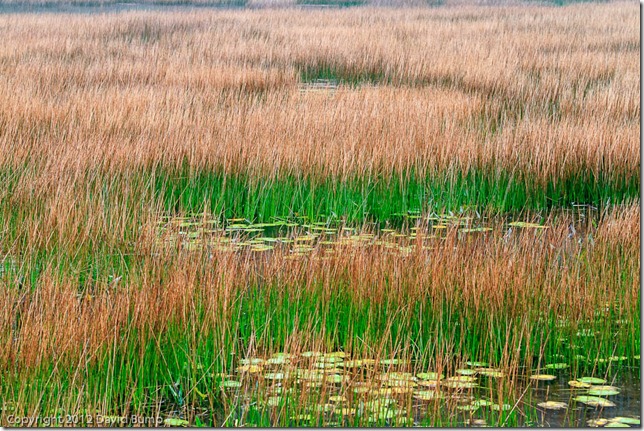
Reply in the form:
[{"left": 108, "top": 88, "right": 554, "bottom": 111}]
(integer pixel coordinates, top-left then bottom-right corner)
[
  {"left": 213, "top": 352, "right": 640, "bottom": 427},
  {"left": 528, "top": 368, "right": 640, "bottom": 427},
  {"left": 0, "top": 2, "right": 245, "bottom": 14},
  {"left": 153, "top": 207, "right": 598, "bottom": 256}
]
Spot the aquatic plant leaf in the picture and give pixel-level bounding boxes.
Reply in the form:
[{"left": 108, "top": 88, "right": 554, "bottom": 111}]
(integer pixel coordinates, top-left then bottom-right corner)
[
  {"left": 537, "top": 401, "right": 568, "bottom": 410},
  {"left": 239, "top": 358, "right": 265, "bottom": 366},
  {"left": 588, "top": 419, "right": 609, "bottom": 427},
  {"left": 568, "top": 380, "right": 592, "bottom": 389},
  {"left": 446, "top": 375, "right": 477, "bottom": 382},
  {"left": 264, "top": 372, "right": 289, "bottom": 380},
  {"left": 530, "top": 374, "right": 557, "bottom": 381},
  {"left": 508, "top": 222, "right": 548, "bottom": 228},
  {"left": 325, "top": 374, "right": 344, "bottom": 384},
  {"left": 380, "top": 359, "right": 403, "bottom": 365},
  {"left": 266, "top": 357, "right": 290, "bottom": 365},
  {"left": 578, "top": 377, "right": 607, "bottom": 385},
  {"left": 479, "top": 369, "right": 505, "bottom": 378},
  {"left": 457, "top": 404, "right": 480, "bottom": 411},
  {"left": 328, "top": 395, "right": 347, "bottom": 403},
  {"left": 343, "top": 359, "right": 376, "bottom": 368},
  {"left": 221, "top": 380, "right": 242, "bottom": 388},
  {"left": 236, "top": 364, "right": 262, "bottom": 373},
  {"left": 573, "top": 396, "right": 616, "bottom": 407},
  {"left": 164, "top": 418, "right": 190, "bottom": 427},
  {"left": 413, "top": 390, "right": 444, "bottom": 401},
  {"left": 442, "top": 381, "right": 478, "bottom": 389},
  {"left": 545, "top": 363, "right": 568, "bottom": 370},
  {"left": 610, "top": 418, "right": 641, "bottom": 425},
  {"left": 417, "top": 372, "right": 444, "bottom": 380},
  {"left": 587, "top": 386, "right": 620, "bottom": 396},
  {"left": 460, "top": 227, "right": 492, "bottom": 233},
  {"left": 417, "top": 379, "right": 440, "bottom": 388}
]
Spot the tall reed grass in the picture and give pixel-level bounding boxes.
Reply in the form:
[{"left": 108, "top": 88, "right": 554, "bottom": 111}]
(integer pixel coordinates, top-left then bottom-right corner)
[{"left": 0, "top": 1, "right": 639, "bottom": 426}]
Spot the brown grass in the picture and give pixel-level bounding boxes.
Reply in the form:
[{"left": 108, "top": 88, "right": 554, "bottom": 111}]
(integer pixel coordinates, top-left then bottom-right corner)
[
  {"left": 0, "top": 2, "right": 639, "bottom": 425},
  {"left": 0, "top": 3, "right": 638, "bottom": 181}
]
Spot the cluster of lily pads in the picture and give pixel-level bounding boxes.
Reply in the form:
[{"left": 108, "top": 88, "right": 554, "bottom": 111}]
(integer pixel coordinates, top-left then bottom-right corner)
[
  {"left": 213, "top": 352, "right": 537, "bottom": 426},
  {"left": 529, "top": 365, "right": 640, "bottom": 427},
  {"left": 203, "top": 352, "right": 641, "bottom": 427},
  {"left": 154, "top": 214, "right": 549, "bottom": 255}
]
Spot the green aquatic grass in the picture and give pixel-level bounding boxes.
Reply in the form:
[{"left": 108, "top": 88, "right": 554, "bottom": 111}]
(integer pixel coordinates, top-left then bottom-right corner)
[
  {"left": 2, "top": 238, "right": 638, "bottom": 426},
  {"left": 0, "top": 164, "right": 639, "bottom": 426},
  {"left": 0, "top": 164, "right": 638, "bottom": 247},
  {"left": 152, "top": 167, "right": 638, "bottom": 223}
]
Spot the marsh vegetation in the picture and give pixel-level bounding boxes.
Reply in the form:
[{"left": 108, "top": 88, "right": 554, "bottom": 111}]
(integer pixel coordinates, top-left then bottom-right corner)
[{"left": 0, "top": 1, "right": 639, "bottom": 427}]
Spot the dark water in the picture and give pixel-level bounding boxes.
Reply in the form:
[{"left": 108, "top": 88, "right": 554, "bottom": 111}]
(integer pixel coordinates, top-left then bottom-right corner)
[{"left": 527, "top": 368, "right": 641, "bottom": 427}]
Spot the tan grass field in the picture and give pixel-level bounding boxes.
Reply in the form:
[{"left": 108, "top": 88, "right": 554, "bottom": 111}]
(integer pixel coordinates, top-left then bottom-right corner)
[{"left": 0, "top": 1, "right": 640, "bottom": 427}]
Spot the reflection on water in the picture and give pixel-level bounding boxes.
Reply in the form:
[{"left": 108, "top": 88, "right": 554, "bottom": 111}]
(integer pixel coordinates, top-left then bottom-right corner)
[{"left": 532, "top": 368, "right": 640, "bottom": 427}]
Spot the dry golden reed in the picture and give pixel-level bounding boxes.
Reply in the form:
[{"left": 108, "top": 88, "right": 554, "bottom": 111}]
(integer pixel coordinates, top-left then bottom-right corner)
[{"left": 0, "top": 2, "right": 638, "bottom": 181}]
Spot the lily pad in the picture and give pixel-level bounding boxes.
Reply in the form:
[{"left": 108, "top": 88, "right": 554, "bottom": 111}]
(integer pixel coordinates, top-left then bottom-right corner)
[
  {"left": 417, "top": 379, "right": 440, "bottom": 388},
  {"left": 538, "top": 401, "right": 568, "bottom": 410},
  {"left": 221, "top": 380, "right": 242, "bottom": 388},
  {"left": 530, "top": 374, "right": 557, "bottom": 381},
  {"left": 457, "top": 404, "right": 480, "bottom": 412},
  {"left": 325, "top": 374, "right": 344, "bottom": 384},
  {"left": 588, "top": 419, "right": 610, "bottom": 427},
  {"left": 446, "top": 376, "right": 477, "bottom": 383},
  {"left": 610, "top": 418, "right": 641, "bottom": 426},
  {"left": 545, "top": 363, "right": 569, "bottom": 370},
  {"left": 574, "top": 396, "right": 616, "bottom": 407},
  {"left": 413, "top": 390, "right": 444, "bottom": 401},
  {"left": 266, "top": 357, "right": 290, "bottom": 366},
  {"left": 265, "top": 372, "right": 289, "bottom": 380},
  {"left": 442, "top": 381, "right": 478, "bottom": 389},
  {"left": 328, "top": 395, "right": 347, "bottom": 403},
  {"left": 417, "top": 372, "right": 444, "bottom": 380},
  {"left": 380, "top": 358, "right": 403, "bottom": 365},
  {"left": 479, "top": 369, "right": 505, "bottom": 378},
  {"left": 460, "top": 227, "right": 492, "bottom": 233},
  {"left": 238, "top": 362, "right": 263, "bottom": 372},
  {"left": 578, "top": 377, "right": 607, "bottom": 385},
  {"left": 343, "top": 359, "right": 375, "bottom": 368},
  {"left": 587, "top": 386, "right": 620, "bottom": 396},
  {"left": 239, "top": 358, "right": 265, "bottom": 366},
  {"left": 568, "top": 380, "right": 592, "bottom": 389},
  {"left": 164, "top": 418, "right": 190, "bottom": 427},
  {"left": 466, "top": 361, "right": 488, "bottom": 367},
  {"left": 508, "top": 222, "right": 548, "bottom": 229}
]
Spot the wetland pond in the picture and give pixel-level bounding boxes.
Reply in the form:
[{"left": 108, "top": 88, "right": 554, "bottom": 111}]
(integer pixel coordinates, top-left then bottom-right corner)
[
  {"left": 201, "top": 351, "right": 641, "bottom": 427},
  {"left": 154, "top": 208, "right": 640, "bottom": 427},
  {"left": 153, "top": 206, "right": 598, "bottom": 255}
]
